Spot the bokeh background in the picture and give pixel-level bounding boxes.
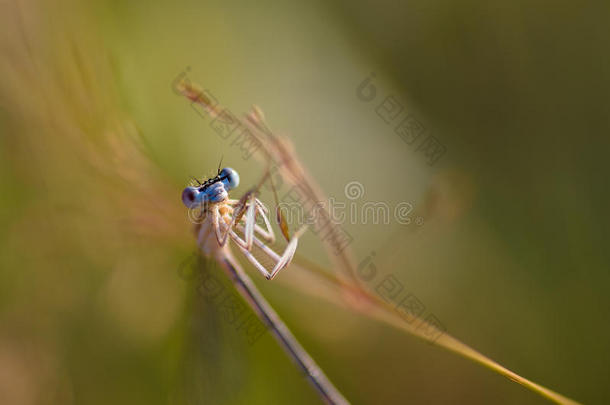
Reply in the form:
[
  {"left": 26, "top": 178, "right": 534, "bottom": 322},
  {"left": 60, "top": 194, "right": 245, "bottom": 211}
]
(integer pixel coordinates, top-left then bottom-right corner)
[{"left": 1, "top": 0, "right": 609, "bottom": 404}]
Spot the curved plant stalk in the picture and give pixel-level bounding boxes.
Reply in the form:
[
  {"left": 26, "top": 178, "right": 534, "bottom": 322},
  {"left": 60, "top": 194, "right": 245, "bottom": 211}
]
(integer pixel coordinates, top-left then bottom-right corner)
[
  {"left": 288, "top": 257, "right": 580, "bottom": 405},
  {"left": 217, "top": 252, "right": 350, "bottom": 405},
  {"left": 178, "top": 80, "right": 581, "bottom": 405},
  {"left": 1, "top": 5, "right": 585, "bottom": 402}
]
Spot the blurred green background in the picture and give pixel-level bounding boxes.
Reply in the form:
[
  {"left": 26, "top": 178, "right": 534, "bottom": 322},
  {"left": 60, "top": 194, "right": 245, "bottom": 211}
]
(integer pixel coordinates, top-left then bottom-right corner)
[{"left": 1, "top": 0, "right": 609, "bottom": 404}]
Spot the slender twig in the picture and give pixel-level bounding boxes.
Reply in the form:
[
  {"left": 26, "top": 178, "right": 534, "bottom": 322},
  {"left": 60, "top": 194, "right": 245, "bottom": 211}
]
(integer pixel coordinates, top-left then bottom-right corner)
[
  {"left": 179, "top": 80, "right": 579, "bottom": 405},
  {"left": 216, "top": 252, "right": 350, "bottom": 405}
]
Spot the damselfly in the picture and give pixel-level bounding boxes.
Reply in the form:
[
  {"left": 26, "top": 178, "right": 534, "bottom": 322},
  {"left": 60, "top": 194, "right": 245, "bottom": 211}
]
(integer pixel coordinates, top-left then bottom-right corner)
[
  {"left": 181, "top": 166, "right": 350, "bottom": 405},
  {"left": 175, "top": 80, "right": 580, "bottom": 405}
]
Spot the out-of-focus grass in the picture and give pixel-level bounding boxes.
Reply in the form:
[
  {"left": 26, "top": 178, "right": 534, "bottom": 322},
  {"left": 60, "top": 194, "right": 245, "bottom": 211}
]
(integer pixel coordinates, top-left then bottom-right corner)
[{"left": 0, "top": 0, "right": 609, "bottom": 404}]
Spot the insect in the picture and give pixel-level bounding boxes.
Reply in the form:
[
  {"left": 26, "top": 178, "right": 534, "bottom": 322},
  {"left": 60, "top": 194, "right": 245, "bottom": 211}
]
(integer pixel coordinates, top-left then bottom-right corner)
[
  {"left": 174, "top": 83, "right": 579, "bottom": 405},
  {"left": 181, "top": 166, "right": 304, "bottom": 280},
  {"left": 181, "top": 166, "right": 350, "bottom": 405}
]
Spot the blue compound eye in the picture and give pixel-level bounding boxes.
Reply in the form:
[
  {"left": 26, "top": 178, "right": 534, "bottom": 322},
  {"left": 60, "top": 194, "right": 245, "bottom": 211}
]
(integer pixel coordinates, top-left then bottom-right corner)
[
  {"left": 181, "top": 186, "right": 203, "bottom": 208},
  {"left": 220, "top": 167, "right": 239, "bottom": 190}
]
